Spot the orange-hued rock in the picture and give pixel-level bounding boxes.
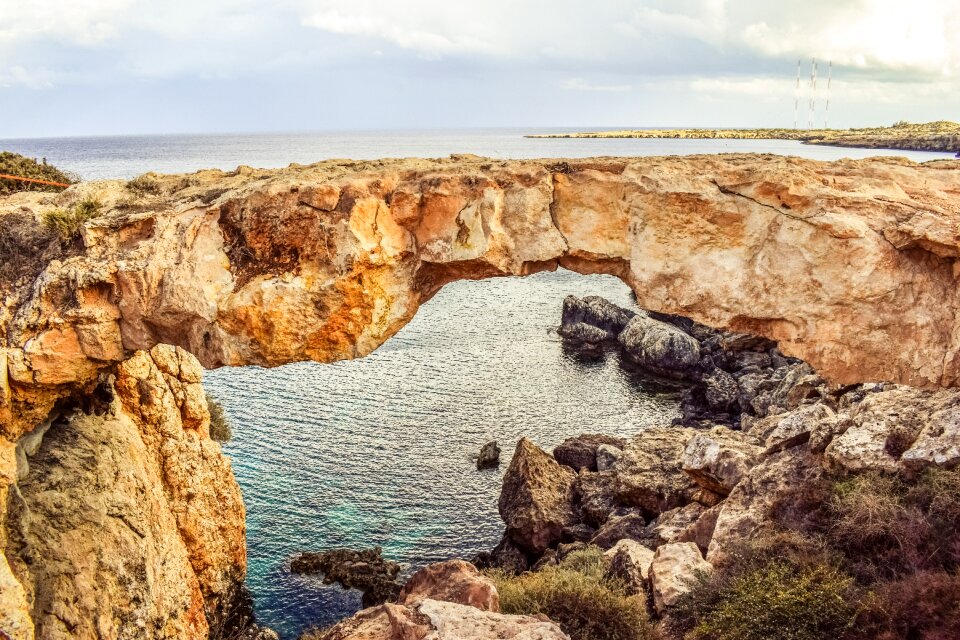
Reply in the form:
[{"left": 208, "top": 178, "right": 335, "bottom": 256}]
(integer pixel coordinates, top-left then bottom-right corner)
[
  {"left": 3, "top": 155, "right": 960, "bottom": 440},
  {"left": 399, "top": 560, "right": 500, "bottom": 612}
]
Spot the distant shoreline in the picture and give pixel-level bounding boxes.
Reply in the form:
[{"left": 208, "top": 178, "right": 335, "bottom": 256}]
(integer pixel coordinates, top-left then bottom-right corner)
[{"left": 527, "top": 120, "right": 960, "bottom": 154}]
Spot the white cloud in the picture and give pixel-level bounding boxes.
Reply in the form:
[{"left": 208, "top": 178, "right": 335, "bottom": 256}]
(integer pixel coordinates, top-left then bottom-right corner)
[
  {"left": 0, "top": 0, "right": 133, "bottom": 46},
  {"left": 563, "top": 78, "right": 632, "bottom": 92}
]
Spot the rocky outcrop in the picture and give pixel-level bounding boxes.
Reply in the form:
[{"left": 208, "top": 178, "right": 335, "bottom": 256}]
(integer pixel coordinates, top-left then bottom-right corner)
[
  {"left": 399, "top": 560, "right": 499, "bottom": 612},
  {"left": 681, "top": 429, "right": 763, "bottom": 495},
  {"left": 618, "top": 314, "right": 701, "bottom": 379},
  {"left": 614, "top": 427, "right": 698, "bottom": 515},
  {"left": 4, "top": 154, "right": 960, "bottom": 441},
  {"left": 3, "top": 346, "right": 244, "bottom": 640},
  {"left": 290, "top": 547, "right": 402, "bottom": 607},
  {"left": 477, "top": 440, "right": 501, "bottom": 470},
  {"left": 552, "top": 434, "right": 626, "bottom": 471},
  {"left": 498, "top": 439, "right": 578, "bottom": 555},
  {"left": 649, "top": 543, "right": 713, "bottom": 613}
]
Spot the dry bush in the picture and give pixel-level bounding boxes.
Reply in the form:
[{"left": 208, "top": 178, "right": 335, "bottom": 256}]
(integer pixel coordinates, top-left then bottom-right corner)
[
  {"left": 0, "top": 211, "right": 61, "bottom": 286},
  {"left": 42, "top": 197, "right": 103, "bottom": 242},
  {"left": 491, "top": 546, "right": 657, "bottom": 640},
  {"left": 0, "top": 152, "right": 76, "bottom": 194},
  {"left": 126, "top": 173, "right": 162, "bottom": 196},
  {"left": 853, "top": 570, "right": 960, "bottom": 640}
]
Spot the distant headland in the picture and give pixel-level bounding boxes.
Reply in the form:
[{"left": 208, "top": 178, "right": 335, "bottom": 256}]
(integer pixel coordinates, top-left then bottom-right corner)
[{"left": 527, "top": 120, "right": 960, "bottom": 154}]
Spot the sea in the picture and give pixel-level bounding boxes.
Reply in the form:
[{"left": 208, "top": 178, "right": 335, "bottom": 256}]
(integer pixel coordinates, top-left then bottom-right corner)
[{"left": 2, "top": 128, "right": 952, "bottom": 638}]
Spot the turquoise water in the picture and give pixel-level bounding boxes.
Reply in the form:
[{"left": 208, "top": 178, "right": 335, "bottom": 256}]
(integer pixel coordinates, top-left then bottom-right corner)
[{"left": 204, "top": 269, "right": 683, "bottom": 638}]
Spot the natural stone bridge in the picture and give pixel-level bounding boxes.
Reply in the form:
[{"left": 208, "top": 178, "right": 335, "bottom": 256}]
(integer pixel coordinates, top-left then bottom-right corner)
[
  {"left": 1, "top": 153, "right": 960, "bottom": 638},
  {"left": 3, "top": 153, "right": 960, "bottom": 438}
]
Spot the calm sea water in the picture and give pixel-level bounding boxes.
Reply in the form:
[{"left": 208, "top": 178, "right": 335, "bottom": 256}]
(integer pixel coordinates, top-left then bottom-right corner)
[{"left": 2, "top": 130, "right": 951, "bottom": 638}]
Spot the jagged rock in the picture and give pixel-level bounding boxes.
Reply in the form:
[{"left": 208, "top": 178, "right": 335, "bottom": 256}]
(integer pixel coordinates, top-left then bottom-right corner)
[
  {"left": 603, "top": 540, "right": 655, "bottom": 596},
  {"left": 614, "top": 427, "right": 698, "bottom": 515},
  {"left": 477, "top": 440, "right": 501, "bottom": 469},
  {"left": 290, "top": 547, "right": 401, "bottom": 607},
  {"left": 650, "top": 543, "right": 713, "bottom": 613},
  {"left": 646, "top": 503, "right": 706, "bottom": 548},
  {"left": 595, "top": 444, "right": 622, "bottom": 471},
  {"left": 574, "top": 470, "right": 617, "bottom": 528},
  {"left": 473, "top": 535, "right": 529, "bottom": 575},
  {"left": 708, "top": 450, "right": 825, "bottom": 563},
  {"left": 703, "top": 369, "right": 739, "bottom": 412},
  {"left": 750, "top": 363, "right": 824, "bottom": 417},
  {"left": 681, "top": 428, "right": 763, "bottom": 495},
  {"left": 746, "top": 402, "right": 839, "bottom": 454},
  {"left": 825, "top": 386, "right": 960, "bottom": 473},
  {"left": 499, "top": 439, "right": 578, "bottom": 554},
  {"left": 589, "top": 512, "right": 647, "bottom": 549},
  {"left": 399, "top": 560, "right": 499, "bottom": 612},
  {"left": 618, "top": 313, "right": 702, "bottom": 379},
  {"left": 553, "top": 434, "right": 626, "bottom": 471},
  {"left": 314, "top": 598, "right": 568, "bottom": 640},
  {"left": 675, "top": 505, "right": 722, "bottom": 554},
  {"left": 559, "top": 295, "right": 636, "bottom": 342},
  {"left": 560, "top": 523, "right": 596, "bottom": 543}
]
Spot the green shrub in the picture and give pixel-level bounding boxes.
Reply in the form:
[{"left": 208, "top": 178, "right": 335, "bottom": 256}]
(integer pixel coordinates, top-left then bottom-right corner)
[
  {"left": 0, "top": 152, "right": 76, "bottom": 194},
  {"left": 42, "top": 197, "right": 103, "bottom": 241},
  {"left": 690, "top": 561, "right": 856, "bottom": 640},
  {"left": 207, "top": 396, "right": 232, "bottom": 442},
  {"left": 491, "top": 547, "right": 656, "bottom": 640}
]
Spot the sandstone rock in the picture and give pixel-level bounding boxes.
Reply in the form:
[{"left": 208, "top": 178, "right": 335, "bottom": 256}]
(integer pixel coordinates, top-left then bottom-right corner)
[
  {"left": 824, "top": 386, "right": 960, "bottom": 474},
  {"left": 614, "top": 427, "right": 698, "bottom": 515},
  {"left": 603, "top": 539, "right": 655, "bottom": 595},
  {"left": 708, "top": 450, "right": 824, "bottom": 562},
  {"left": 675, "top": 505, "right": 722, "bottom": 554},
  {"left": 595, "top": 444, "right": 622, "bottom": 471},
  {"left": 747, "top": 402, "right": 838, "bottom": 454},
  {"left": 574, "top": 470, "right": 617, "bottom": 528},
  {"left": 681, "top": 428, "right": 763, "bottom": 495},
  {"left": 589, "top": 512, "right": 647, "bottom": 549},
  {"left": 646, "top": 503, "right": 706, "bottom": 547},
  {"left": 618, "top": 314, "right": 701, "bottom": 379},
  {"left": 559, "top": 295, "right": 636, "bottom": 342},
  {"left": 553, "top": 434, "right": 626, "bottom": 471},
  {"left": 477, "top": 440, "right": 501, "bottom": 469},
  {"left": 499, "top": 439, "right": 578, "bottom": 554},
  {"left": 649, "top": 542, "right": 713, "bottom": 613},
  {"left": 399, "top": 560, "right": 499, "bottom": 612}
]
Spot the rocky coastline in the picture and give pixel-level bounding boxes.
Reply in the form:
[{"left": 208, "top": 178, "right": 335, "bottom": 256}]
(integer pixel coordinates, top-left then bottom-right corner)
[{"left": 526, "top": 120, "right": 960, "bottom": 154}]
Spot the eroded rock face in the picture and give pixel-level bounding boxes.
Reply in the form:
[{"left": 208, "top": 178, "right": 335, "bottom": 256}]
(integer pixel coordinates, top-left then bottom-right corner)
[{"left": 4, "top": 155, "right": 960, "bottom": 440}]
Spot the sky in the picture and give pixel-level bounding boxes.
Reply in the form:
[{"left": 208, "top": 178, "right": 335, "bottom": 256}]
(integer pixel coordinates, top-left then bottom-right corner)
[{"left": 0, "top": 0, "right": 958, "bottom": 138}]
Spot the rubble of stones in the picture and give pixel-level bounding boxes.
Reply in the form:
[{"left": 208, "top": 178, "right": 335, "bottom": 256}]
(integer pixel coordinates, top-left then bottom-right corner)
[{"left": 471, "top": 295, "right": 960, "bottom": 618}]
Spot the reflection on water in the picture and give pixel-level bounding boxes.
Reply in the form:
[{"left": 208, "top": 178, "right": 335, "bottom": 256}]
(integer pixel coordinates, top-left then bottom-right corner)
[{"left": 204, "top": 269, "right": 683, "bottom": 638}]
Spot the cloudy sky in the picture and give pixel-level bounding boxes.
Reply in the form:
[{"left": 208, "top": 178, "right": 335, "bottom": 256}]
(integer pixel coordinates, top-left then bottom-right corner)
[{"left": 0, "top": 0, "right": 957, "bottom": 138}]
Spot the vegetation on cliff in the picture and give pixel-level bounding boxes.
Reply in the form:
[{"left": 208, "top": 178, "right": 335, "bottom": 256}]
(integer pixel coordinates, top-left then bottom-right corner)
[
  {"left": 528, "top": 120, "right": 960, "bottom": 153},
  {"left": 0, "top": 151, "right": 76, "bottom": 194}
]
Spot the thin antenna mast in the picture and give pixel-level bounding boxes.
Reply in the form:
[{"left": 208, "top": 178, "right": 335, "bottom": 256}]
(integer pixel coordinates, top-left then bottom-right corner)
[
  {"left": 809, "top": 58, "right": 818, "bottom": 129},
  {"left": 794, "top": 59, "right": 801, "bottom": 129},
  {"left": 824, "top": 61, "right": 832, "bottom": 129}
]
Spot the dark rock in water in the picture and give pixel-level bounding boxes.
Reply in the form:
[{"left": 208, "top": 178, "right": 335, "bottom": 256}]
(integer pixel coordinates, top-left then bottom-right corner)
[
  {"left": 290, "top": 547, "right": 401, "bottom": 607},
  {"left": 553, "top": 433, "right": 627, "bottom": 471},
  {"left": 498, "top": 438, "right": 579, "bottom": 554},
  {"left": 559, "top": 295, "right": 635, "bottom": 341},
  {"left": 477, "top": 440, "right": 501, "bottom": 469},
  {"left": 472, "top": 534, "right": 529, "bottom": 575},
  {"left": 618, "top": 313, "right": 702, "bottom": 379}
]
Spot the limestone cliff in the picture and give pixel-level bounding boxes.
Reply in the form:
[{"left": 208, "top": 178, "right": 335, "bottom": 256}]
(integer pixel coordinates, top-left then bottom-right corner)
[{"left": 2, "top": 152, "right": 960, "bottom": 638}]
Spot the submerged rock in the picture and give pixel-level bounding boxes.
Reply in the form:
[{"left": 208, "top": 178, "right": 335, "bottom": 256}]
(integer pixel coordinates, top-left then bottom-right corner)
[
  {"left": 498, "top": 438, "right": 579, "bottom": 555},
  {"left": 559, "top": 295, "right": 635, "bottom": 342},
  {"left": 290, "top": 547, "right": 401, "bottom": 607}
]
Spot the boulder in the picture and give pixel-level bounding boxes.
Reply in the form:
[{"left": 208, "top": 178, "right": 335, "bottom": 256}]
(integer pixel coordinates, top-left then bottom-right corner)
[
  {"left": 675, "top": 505, "right": 721, "bottom": 554},
  {"left": 707, "top": 450, "right": 825, "bottom": 563},
  {"left": 313, "top": 598, "right": 568, "bottom": 640},
  {"left": 595, "top": 444, "right": 623, "bottom": 471},
  {"left": 603, "top": 539, "right": 655, "bottom": 596},
  {"left": 399, "top": 560, "right": 499, "bottom": 612},
  {"left": 473, "top": 535, "right": 529, "bottom": 575},
  {"left": 703, "top": 369, "right": 739, "bottom": 412},
  {"left": 746, "top": 402, "right": 838, "bottom": 454},
  {"left": 589, "top": 512, "right": 647, "bottom": 549},
  {"left": 649, "top": 542, "right": 713, "bottom": 614},
  {"left": 553, "top": 434, "right": 627, "bottom": 471},
  {"left": 477, "top": 440, "right": 501, "bottom": 469},
  {"left": 645, "top": 503, "right": 706, "bottom": 548},
  {"left": 614, "top": 427, "right": 698, "bottom": 515},
  {"left": 825, "top": 386, "right": 960, "bottom": 474},
  {"left": 618, "top": 314, "right": 702, "bottom": 379},
  {"left": 499, "top": 439, "right": 578, "bottom": 554},
  {"left": 574, "top": 470, "right": 617, "bottom": 528},
  {"left": 559, "top": 295, "right": 635, "bottom": 341},
  {"left": 681, "top": 428, "right": 763, "bottom": 495}
]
